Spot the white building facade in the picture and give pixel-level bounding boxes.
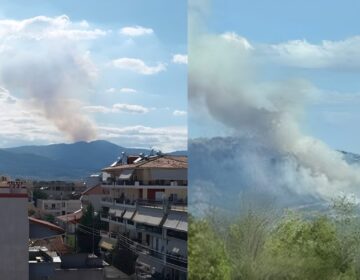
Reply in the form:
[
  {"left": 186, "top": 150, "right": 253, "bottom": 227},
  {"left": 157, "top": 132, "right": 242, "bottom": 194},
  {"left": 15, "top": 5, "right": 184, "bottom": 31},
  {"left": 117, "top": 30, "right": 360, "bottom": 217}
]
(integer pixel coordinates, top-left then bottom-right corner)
[
  {"left": 99, "top": 154, "right": 188, "bottom": 280},
  {"left": 37, "top": 199, "right": 82, "bottom": 217}
]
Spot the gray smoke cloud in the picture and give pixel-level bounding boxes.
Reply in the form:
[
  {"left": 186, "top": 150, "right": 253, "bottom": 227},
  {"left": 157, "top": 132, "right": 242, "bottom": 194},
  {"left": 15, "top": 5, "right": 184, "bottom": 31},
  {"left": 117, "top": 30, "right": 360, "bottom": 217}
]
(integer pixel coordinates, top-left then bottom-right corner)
[
  {"left": 0, "top": 19, "right": 98, "bottom": 141},
  {"left": 189, "top": 5, "right": 360, "bottom": 201}
]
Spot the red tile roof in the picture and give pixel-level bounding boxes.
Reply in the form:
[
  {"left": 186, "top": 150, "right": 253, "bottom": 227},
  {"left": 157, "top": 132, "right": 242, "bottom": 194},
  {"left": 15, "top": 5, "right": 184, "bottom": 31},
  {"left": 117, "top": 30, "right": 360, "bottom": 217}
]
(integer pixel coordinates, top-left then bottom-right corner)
[
  {"left": 82, "top": 184, "right": 105, "bottom": 195},
  {"left": 29, "top": 217, "right": 65, "bottom": 234},
  {"left": 56, "top": 209, "right": 83, "bottom": 224},
  {"left": 32, "top": 236, "right": 72, "bottom": 255}
]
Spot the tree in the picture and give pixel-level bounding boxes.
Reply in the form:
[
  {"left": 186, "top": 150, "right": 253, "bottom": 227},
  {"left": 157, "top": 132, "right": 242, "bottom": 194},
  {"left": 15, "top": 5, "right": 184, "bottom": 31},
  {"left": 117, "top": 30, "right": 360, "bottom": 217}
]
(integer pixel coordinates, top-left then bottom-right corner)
[
  {"left": 32, "top": 188, "right": 48, "bottom": 206},
  {"left": 264, "top": 211, "right": 357, "bottom": 280},
  {"left": 28, "top": 209, "right": 35, "bottom": 217},
  {"left": 188, "top": 216, "right": 231, "bottom": 280},
  {"left": 77, "top": 203, "right": 102, "bottom": 254},
  {"left": 110, "top": 238, "right": 138, "bottom": 275},
  {"left": 44, "top": 214, "right": 55, "bottom": 223}
]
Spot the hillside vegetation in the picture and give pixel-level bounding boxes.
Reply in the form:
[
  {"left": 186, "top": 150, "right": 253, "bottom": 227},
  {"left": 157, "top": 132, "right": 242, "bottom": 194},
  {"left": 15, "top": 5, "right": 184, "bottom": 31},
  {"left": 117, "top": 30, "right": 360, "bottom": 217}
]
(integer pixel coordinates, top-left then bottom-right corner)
[{"left": 189, "top": 196, "right": 360, "bottom": 280}]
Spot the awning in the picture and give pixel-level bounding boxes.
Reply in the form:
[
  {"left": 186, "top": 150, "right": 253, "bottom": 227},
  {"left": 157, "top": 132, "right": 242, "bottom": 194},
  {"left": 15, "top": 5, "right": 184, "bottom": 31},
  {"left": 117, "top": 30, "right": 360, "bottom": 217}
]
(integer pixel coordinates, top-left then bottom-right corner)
[
  {"left": 133, "top": 207, "right": 164, "bottom": 226},
  {"left": 119, "top": 169, "right": 134, "bottom": 180},
  {"left": 163, "top": 211, "right": 187, "bottom": 232},
  {"left": 123, "top": 209, "right": 136, "bottom": 220},
  {"left": 109, "top": 208, "right": 125, "bottom": 218},
  {"left": 115, "top": 209, "right": 124, "bottom": 218},
  {"left": 99, "top": 237, "right": 116, "bottom": 251}
]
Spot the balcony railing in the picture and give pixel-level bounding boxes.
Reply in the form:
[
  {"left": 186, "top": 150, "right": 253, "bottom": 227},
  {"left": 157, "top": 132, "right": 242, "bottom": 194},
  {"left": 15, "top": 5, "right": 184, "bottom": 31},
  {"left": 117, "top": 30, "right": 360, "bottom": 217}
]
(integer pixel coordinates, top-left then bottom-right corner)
[
  {"left": 100, "top": 230, "right": 118, "bottom": 240},
  {"left": 101, "top": 197, "right": 187, "bottom": 211},
  {"left": 102, "top": 180, "right": 187, "bottom": 187},
  {"left": 101, "top": 230, "right": 187, "bottom": 271},
  {"left": 100, "top": 213, "right": 109, "bottom": 221},
  {"left": 166, "top": 253, "right": 187, "bottom": 268}
]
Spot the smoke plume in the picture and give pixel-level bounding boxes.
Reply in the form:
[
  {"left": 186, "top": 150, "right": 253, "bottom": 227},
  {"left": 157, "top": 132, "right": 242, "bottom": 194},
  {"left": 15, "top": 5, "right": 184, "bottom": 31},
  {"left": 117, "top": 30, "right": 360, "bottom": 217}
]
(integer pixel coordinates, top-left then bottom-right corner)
[
  {"left": 0, "top": 17, "right": 98, "bottom": 141},
  {"left": 189, "top": 11, "right": 360, "bottom": 201}
]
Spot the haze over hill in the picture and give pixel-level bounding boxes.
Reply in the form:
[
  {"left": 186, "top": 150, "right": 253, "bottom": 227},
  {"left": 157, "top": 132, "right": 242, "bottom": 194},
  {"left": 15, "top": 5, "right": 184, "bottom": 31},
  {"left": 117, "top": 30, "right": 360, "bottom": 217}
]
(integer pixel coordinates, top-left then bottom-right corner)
[
  {"left": 189, "top": 137, "right": 360, "bottom": 213},
  {"left": 0, "top": 140, "right": 186, "bottom": 180}
]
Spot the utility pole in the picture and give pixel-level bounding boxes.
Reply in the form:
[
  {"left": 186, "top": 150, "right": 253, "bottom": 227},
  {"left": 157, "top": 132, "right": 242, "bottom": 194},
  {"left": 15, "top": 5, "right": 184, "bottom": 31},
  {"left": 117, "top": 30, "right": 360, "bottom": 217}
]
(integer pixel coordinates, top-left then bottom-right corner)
[{"left": 92, "top": 209, "right": 95, "bottom": 255}]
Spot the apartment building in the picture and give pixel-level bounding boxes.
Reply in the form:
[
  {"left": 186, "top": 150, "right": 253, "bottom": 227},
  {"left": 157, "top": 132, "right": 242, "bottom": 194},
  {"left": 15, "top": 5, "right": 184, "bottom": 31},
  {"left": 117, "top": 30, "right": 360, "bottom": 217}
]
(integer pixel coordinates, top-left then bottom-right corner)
[
  {"left": 37, "top": 199, "right": 82, "bottom": 217},
  {"left": 0, "top": 177, "right": 29, "bottom": 280},
  {"left": 99, "top": 153, "right": 187, "bottom": 280},
  {"left": 81, "top": 183, "right": 109, "bottom": 211},
  {"left": 32, "top": 181, "right": 85, "bottom": 200}
]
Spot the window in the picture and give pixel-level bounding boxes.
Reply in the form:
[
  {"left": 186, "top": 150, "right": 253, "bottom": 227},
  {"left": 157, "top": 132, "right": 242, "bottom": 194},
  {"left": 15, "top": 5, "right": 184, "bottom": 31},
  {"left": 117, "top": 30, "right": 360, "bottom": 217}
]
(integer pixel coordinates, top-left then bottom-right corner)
[
  {"left": 167, "top": 229, "right": 187, "bottom": 241},
  {"left": 51, "top": 203, "right": 56, "bottom": 209},
  {"left": 136, "top": 224, "right": 162, "bottom": 234},
  {"left": 169, "top": 193, "right": 178, "bottom": 202}
]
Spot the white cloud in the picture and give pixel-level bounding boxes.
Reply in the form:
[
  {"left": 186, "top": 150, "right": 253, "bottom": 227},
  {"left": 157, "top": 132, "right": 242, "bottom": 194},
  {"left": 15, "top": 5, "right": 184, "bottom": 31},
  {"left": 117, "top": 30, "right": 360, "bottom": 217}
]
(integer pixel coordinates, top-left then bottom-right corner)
[
  {"left": 267, "top": 36, "right": 360, "bottom": 69},
  {"left": 111, "top": 58, "right": 166, "bottom": 75},
  {"left": 119, "top": 88, "right": 137, "bottom": 93},
  {"left": 0, "top": 87, "right": 17, "bottom": 104},
  {"left": 172, "top": 54, "right": 188, "bottom": 64},
  {"left": 0, "top": 15, "right": 108, "bottom": 41},
  {"left": 83, "top": 103, "right": 149, "bottom": 114},
  {"left": 214, "top": 32, "right": 360, "bottom": 71},
  {"left": 113, "top": 103, "right": 149, "bottom": 114},
  {"left": 106, "top": 88, "right": 116, "bottom": 93},
  {"left": 173, "top": 110, "right": 187, "bottom": 116},
  {"left": 105, "top": 87, "right": 137, "bottom": 94},
  {"left": 98, "top": 125, "right": 187, "bottom": 152},
  {"left": 119, "top": 25, "right": 154, "bottom": 37},
  {"left": 82, "top": 105, "right": 111, "bottom": 113},
  {"left": 221, "top": 32, "right": 253, "bottom": 50},
  {"left": 0, "top": 88, "right": 186, "bottom": 151}
]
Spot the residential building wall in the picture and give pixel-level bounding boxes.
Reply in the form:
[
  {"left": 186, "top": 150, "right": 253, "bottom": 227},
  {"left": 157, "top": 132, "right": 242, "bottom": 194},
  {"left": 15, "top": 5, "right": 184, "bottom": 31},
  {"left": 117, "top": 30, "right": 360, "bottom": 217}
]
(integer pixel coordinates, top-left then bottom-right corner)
[
  {"left": 38, "top": 199, "right": 82, "bottom": 217},
  {"left": 0, "top": 191, "right": 29, "bottom": 280},
  {"left": 81, "top": 194, "right": 105, "bottom": 211}
]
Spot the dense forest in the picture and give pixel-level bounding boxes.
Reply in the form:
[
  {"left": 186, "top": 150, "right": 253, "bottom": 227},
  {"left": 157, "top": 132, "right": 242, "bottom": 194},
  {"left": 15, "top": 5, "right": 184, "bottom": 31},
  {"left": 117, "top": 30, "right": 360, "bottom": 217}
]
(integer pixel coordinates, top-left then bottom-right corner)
[{"left": 189, "top": 196, "right": 360, "bottom": 280}]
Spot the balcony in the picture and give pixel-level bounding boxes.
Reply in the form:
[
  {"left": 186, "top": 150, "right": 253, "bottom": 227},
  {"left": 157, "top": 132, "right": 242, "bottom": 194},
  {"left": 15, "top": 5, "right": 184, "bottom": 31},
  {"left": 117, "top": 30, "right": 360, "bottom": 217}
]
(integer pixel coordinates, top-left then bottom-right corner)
[
  {"left": 101, "top": 197, "right": 136, "bottom": 208},
  {"left": 101, "top": 197, "right": 187, "bottom": 211},
  {"left": 100, "top": 213, "right": 109, "bottom": 222},
  {"left": 166, "top": 253, "right": 187, "bottom": 268},
  {"left": 101, "top": 230, "right": 187, "bottom": 270},
  {"left": 101, "top": 180, "right": 187, "bottom": 189},
  {"left": 45, "top": 207, "right": 61, "bottom": 211},
  {"left": 100, "top": 230, "right": 118, "bottom": 240}
]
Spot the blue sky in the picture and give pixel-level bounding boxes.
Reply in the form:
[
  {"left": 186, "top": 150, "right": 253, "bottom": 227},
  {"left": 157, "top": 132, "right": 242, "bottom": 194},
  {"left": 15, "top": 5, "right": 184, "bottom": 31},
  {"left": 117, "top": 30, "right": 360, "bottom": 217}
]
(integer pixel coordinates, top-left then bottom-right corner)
[
  {"left": 190, "top": 0, "right": 360, "bottom": 154},
  {"left": 0, "top": 0, "right": 187, "bottom": 151}
]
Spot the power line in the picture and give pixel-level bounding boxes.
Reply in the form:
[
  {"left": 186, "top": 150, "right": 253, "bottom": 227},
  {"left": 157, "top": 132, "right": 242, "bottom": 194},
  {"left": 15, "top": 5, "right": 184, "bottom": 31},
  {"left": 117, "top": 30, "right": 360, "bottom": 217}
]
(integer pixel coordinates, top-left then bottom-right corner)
[
  {"left": 75, "top": 224, "right": 187, "bottom": 272},
  {"left": 77, "top": 223, "right": 187, "bottom": 261}
]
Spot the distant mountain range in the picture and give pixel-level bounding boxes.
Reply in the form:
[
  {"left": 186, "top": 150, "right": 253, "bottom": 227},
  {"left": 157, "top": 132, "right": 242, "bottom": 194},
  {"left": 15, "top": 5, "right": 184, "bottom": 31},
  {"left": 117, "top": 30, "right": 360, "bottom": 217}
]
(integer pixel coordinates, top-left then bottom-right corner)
[{"left": 0, "top": 140, "right": 186, "bottom": 180}]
